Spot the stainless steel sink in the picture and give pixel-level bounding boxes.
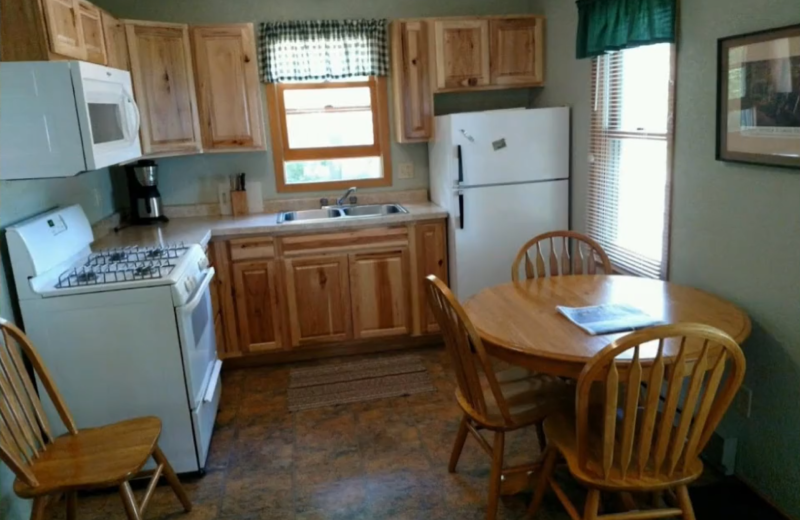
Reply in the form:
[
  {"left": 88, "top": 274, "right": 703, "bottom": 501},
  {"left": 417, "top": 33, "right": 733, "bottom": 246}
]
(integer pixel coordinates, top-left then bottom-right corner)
[
  {"left": 277, "top": 204, "right": 408, "bottom": 224},
  {"left": 340, "top": 204, "right": 408, "bottom": 217},
  {"left": 277, "top": 208, "right": 343, "bottom": 223}
]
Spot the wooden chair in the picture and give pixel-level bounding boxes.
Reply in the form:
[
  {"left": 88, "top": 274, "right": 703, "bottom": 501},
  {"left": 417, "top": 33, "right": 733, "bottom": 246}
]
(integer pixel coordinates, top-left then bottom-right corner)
[
  {"left": 511, "top": 231, "right": 613, "bottom": 282},
  {"left": 529, "top": 323, "right": 746, "bottom": 520},
  {"left": 425, "top": 275, "right": 572, "bottom": 520},
  {"left": 0, "top": 318, "right": 192, "bottom": 520}
]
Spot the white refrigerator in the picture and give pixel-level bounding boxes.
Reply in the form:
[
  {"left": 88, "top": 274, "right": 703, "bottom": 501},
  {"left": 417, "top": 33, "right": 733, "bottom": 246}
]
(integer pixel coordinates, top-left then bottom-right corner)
[{"left": 429, "top": 107, "right": 570, "bottom": 300}]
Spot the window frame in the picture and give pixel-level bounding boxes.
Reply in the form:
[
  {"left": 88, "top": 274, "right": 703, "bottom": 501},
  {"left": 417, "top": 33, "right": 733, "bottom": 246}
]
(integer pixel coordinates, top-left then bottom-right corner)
[
  {"left": 266, "top": 76, "right": 393, "bottom": 193},
  {"left": 587, "top": 44, "right": 676, "bottom": 280}
]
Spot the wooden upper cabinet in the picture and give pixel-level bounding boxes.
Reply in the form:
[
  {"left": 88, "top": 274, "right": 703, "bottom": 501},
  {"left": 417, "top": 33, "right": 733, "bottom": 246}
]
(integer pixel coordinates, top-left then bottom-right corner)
[
  {"left": 78, "top": 1, "right": 106, "bottom": 64},
  {"left": 349, "top": 249, "right": 411, "bottom": 339},
  {"left": 101, "top": 10, "right": 129, "bottom": 70},
  {"left": 232, "top": 260, "right": 283, "bottom": 353},
  {"left": 433, "top": 19, "right": 490, "bottom": 91},
  {"left": 41, "top": 0, "right": 87, "bottom": 60},
  {"left": 390, "top": 21, "right": 433, "bottom": 143},
  {"left": 191, "top": 24, "right": 266, "bottom": 152},
  {"left": 490, "top": 17, "right": 544, "bottom": 86},
  {"left": 415, "top": 221, "right": 447, "bottom": 334},
  {"left": 125, "top": 21, "right": 202, "bottom": 155},
  {"left": 284, "top": 255, "right": 352, "bottom": 347}
]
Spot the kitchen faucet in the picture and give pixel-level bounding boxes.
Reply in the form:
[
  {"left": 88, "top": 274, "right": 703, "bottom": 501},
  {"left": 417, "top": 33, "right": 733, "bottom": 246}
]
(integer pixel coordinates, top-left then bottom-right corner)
[{"left": 337, "top": 187, "right": 357, "bottom": 206}]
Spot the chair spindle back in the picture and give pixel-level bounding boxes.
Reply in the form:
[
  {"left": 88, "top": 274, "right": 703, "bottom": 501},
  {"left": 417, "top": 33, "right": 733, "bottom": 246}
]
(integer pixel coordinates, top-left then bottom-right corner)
[
  {"left": 576, "top": 323, "right": 745, "bottom": 482},
  {"left": 425, "top": 276, "right": 514, "bottom": 426},
  {"left": 511, "top": 231, "right": 612, "bottom": 282},
  {"left": 0, "top": 318, "right": 77, "bottom": 488}
]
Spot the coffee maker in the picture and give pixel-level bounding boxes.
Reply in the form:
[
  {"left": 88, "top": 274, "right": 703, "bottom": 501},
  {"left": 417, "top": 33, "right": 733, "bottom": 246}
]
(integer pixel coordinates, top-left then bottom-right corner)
[{"left": 127, "top": 160, "right": 167, "bottom": 224}]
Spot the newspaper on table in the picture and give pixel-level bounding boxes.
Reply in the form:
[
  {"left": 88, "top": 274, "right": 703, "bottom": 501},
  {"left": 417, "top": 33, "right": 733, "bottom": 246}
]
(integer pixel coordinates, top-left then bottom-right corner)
[{"left": 556, "top": 303, "right": 663, "bottom": 336}]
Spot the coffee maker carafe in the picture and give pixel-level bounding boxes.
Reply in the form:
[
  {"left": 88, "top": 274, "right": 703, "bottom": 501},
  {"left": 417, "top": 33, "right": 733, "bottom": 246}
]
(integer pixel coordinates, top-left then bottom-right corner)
[{"left": 128, "top": 160, "right": 167, "bottom": 224}]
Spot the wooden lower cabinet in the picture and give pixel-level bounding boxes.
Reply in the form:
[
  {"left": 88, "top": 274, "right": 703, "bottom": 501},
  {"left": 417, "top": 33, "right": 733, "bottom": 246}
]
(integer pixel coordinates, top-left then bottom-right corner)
[
  {"left": 212, "top": 219, "right": 447, "bottom": 361},
  {"left": 349, "top": 249, "right": 411, "bottom": 339},
  {"left": 232, "top": 260, "right": 282, "bottom": 352},
  {"left": 284, "top": 254, "right": 352, "bottom": 347},
  {"left": 415, "top": 222, "right": 448, "bottom": 333},
  {"left": 214, "top": 313, "right": 226, "bottom": 354}
]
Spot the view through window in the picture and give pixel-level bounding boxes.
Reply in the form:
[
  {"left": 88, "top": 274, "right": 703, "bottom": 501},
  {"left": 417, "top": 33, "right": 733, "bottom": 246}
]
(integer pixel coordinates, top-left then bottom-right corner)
[
  {"left": 587, "top": 43, "right": 675, "bottom": 279},
  {"left": 267, "top": 77, "right": 391, "bottom": 192}
]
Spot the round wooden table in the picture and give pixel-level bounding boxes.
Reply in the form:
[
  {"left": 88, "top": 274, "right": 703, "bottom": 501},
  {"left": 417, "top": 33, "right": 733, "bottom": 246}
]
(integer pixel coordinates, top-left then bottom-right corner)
[{"left": 463, "top": 275, "right": 752, "bottom": 379}]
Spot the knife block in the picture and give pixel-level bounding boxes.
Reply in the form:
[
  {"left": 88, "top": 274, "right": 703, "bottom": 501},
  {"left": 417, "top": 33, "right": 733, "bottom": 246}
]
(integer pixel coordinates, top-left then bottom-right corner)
[{"left": 230, "top": 191, "right": 248, "bottom": 216}]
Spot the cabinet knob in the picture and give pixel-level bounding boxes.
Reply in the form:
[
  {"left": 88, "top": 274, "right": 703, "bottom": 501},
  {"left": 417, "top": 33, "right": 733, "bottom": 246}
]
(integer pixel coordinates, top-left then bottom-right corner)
[
  {"left": 468, "top": 77, "right": 478, "bottom": 87},
  {"left": 411, "top": 58, "right": 417, "bottom": 66},
  {"left": 244, "top": 55, "right": 251, "bottom": 63}
]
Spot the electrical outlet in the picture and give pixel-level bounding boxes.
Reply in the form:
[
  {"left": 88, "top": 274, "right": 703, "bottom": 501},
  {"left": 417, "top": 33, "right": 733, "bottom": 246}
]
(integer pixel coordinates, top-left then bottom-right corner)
[
  {"left": 736, "top": 385, "right": 752, "bottom": 418},
  {"left": 398, "top": 162, "right": 414, "bottom": 179}
]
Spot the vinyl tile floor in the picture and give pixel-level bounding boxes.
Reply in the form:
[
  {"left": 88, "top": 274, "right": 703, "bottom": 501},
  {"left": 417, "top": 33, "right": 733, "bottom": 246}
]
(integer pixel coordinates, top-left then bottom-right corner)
[{"left": 45, "top": 346, "right": 781, "bottom": 520}]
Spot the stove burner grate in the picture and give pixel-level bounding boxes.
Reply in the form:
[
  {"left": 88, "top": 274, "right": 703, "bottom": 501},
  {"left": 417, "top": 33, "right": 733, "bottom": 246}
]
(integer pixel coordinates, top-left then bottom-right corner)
[{"left": 85, "top": 243, "right": 189, "bottom": 267}]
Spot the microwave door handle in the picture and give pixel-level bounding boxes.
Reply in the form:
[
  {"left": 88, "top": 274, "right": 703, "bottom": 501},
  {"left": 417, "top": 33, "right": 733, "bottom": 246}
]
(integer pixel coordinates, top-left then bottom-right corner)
[{"left": 125, "top": 91, "right": 141, "bottom": 143}]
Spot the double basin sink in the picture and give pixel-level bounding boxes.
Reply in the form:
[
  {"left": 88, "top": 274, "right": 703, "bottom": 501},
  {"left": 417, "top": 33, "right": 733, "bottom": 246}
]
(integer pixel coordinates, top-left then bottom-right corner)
[{"left": 277, "top": 204, "right": 408, "bottom": 224}]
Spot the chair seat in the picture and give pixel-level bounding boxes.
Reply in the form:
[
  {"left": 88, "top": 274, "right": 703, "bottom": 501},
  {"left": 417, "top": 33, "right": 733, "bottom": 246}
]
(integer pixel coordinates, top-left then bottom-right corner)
[
  {"left": 544, "top": 410, "right": 704, "bottom": 492},
  {"left": 14, "top": 417, "right": 162, "bottom": 498},
  {"left": 458, "top": 366, "right": 573, "bottom": 429}
]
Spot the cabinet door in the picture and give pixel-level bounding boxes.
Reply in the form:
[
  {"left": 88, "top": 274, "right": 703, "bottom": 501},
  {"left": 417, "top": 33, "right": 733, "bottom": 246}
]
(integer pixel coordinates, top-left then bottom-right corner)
[
  {"left": 390, "top": 21, "right": 433, "bottom": 143},
  {"left": 349, "top": 249, "right": 411, "bottom": 339},
  {"left": 433, "top": 19, "right": 490, "bottom": 91},
  {"left": 191, "top": 24, "right": 265, "bottom": 152},
  {"left": 211, "top": 241, "right": 241, "bottom": 356},
  {"left": 214, "top": 313, "right": 227, "bottom": 357},
  {"left": 101, "top": 10, "right": 129, "bottom": 70},
  {"left": 490, "top": 18, "right": 544, "bottom": 86},
  {"left": 232, "top": 260, "right": 282, "bottom": 352},
  {"left": 284, "top": 255, "right": 351, "bottom": 347},
  {"left": 415, "top": 222, "right": 448, "bottom": 333},
  {"left": 125, "top": 21, "right": 202, "bottom": 154},
  {"left": 78, "top": 1, "right": 106, "bottom": 64},
  {"left": 42, "top": 0, "right": 87, "bottom": 59}
]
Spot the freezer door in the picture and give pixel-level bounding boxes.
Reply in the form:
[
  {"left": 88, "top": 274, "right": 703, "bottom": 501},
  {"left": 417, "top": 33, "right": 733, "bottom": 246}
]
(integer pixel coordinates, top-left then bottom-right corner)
[
  {"left": 451, "top": 107, "right": 569, "bottom": 186},
  {"left": 450, "top": 180, "right": 569, "bottom": 300}
]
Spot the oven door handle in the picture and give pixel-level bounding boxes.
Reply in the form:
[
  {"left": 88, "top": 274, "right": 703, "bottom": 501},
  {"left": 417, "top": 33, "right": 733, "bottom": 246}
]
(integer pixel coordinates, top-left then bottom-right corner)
[
  {"left": 177, "top": 268, "right": 215, "bottom": 315},
  {"left": 203, "top": 360, "right": 223, "bottom": 403}
]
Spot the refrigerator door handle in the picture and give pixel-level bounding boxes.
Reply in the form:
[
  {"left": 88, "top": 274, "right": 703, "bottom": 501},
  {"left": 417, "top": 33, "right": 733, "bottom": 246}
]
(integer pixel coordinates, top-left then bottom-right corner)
[
  {"left": 457, "top": 145, "right": 464, "bottom": 185},
  {"left": 456, "top": 145, "right": 465, "bottom": 229},
  {"left": 458, "top": 191, "right": 465, "bottom": 230}
]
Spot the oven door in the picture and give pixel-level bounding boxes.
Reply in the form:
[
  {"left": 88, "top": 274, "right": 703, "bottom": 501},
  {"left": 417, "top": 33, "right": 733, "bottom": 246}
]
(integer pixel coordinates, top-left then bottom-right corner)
[
  {"left": 71, "top": 62, "right": 142, "bottom": 171},
  {"left": 175, "top": 267, "right": 219, "bottom": 410}
]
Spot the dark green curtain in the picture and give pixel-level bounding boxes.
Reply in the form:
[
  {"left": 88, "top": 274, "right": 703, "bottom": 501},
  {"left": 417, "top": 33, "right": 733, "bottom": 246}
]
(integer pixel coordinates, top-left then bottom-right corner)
[{"left": 576, "top": 0, "right": 677, "bottom": 59}]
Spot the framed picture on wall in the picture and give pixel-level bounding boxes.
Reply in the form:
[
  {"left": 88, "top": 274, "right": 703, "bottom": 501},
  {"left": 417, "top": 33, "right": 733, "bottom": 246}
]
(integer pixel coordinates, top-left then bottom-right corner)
[{"left": 717, "top": 24, "right": 800, "bottom": 169}]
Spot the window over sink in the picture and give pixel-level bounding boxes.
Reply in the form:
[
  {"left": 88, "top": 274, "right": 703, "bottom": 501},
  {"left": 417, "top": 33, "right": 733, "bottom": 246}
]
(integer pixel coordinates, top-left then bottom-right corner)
[{"left": 266, "top": 77, "right": 392, "bottom": 193}]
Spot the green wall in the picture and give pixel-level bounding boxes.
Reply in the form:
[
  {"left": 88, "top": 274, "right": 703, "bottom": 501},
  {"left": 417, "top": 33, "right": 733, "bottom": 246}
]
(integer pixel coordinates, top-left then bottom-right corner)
[
  {"left": 0, "top": 168, "right": 119, "bottom": 520},
  {"left": 533, "top": 0, "right": 800, "bottom": 517},
  {"left": 93, "top": 0, "right": 538, "bottom": 205}
]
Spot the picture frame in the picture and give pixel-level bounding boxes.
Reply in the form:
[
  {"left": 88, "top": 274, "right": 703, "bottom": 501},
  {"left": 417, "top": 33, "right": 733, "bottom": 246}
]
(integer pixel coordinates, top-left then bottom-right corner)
[{"left": 716, "top": 24, "right": 800, "bottom": 169}]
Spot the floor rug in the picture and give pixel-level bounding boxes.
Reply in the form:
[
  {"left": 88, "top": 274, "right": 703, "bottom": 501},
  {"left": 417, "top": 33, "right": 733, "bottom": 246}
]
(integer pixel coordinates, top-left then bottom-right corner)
[{"left": 287, "top": 354, "right": 435, "bottom": 411}]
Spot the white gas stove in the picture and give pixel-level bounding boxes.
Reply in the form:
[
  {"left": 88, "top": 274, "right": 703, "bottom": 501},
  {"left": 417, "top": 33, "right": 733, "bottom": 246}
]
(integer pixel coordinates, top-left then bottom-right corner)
[
  {"left": 8, "top": 204, "right": 208, "bottom": 305},
  {"left": 6, "top": 205, "right": 220, "bottom": 474}
]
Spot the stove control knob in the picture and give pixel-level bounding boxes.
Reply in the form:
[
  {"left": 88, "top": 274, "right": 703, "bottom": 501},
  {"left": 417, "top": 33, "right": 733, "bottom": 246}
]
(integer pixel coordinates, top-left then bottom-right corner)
[
  {"left": 198, "top": 256, "right": 209, "bottom": 271},
  {"left": 184, "top": 278, "right": 194, "bottom": 293}
]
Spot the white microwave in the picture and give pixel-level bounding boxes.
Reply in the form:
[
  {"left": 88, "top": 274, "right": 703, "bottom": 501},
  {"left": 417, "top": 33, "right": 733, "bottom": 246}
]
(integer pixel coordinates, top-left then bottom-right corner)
[{"left": 0, "top": 61, "right": 142, "bottom": 180}]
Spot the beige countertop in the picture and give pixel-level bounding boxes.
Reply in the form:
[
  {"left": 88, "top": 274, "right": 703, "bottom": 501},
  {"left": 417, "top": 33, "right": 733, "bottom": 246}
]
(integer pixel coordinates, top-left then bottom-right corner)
[{"left": 93, "top": 202, "right": 448, "bottom": 250}]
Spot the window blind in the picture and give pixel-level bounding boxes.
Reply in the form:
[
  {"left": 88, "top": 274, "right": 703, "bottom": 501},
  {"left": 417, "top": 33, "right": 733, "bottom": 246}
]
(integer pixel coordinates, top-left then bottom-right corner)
[{"left": 587, "top": 43, "right": 675, "bottom": 279}]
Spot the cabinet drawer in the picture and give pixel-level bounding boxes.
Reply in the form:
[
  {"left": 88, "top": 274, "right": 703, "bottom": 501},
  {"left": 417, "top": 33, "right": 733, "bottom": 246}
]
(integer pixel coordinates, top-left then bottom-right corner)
[
  {"left": 282, "top": 227, "right": 409, "bottom": 256},
  {"left": 229, "top": 237, "right": 276, "bottom": 261}
]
